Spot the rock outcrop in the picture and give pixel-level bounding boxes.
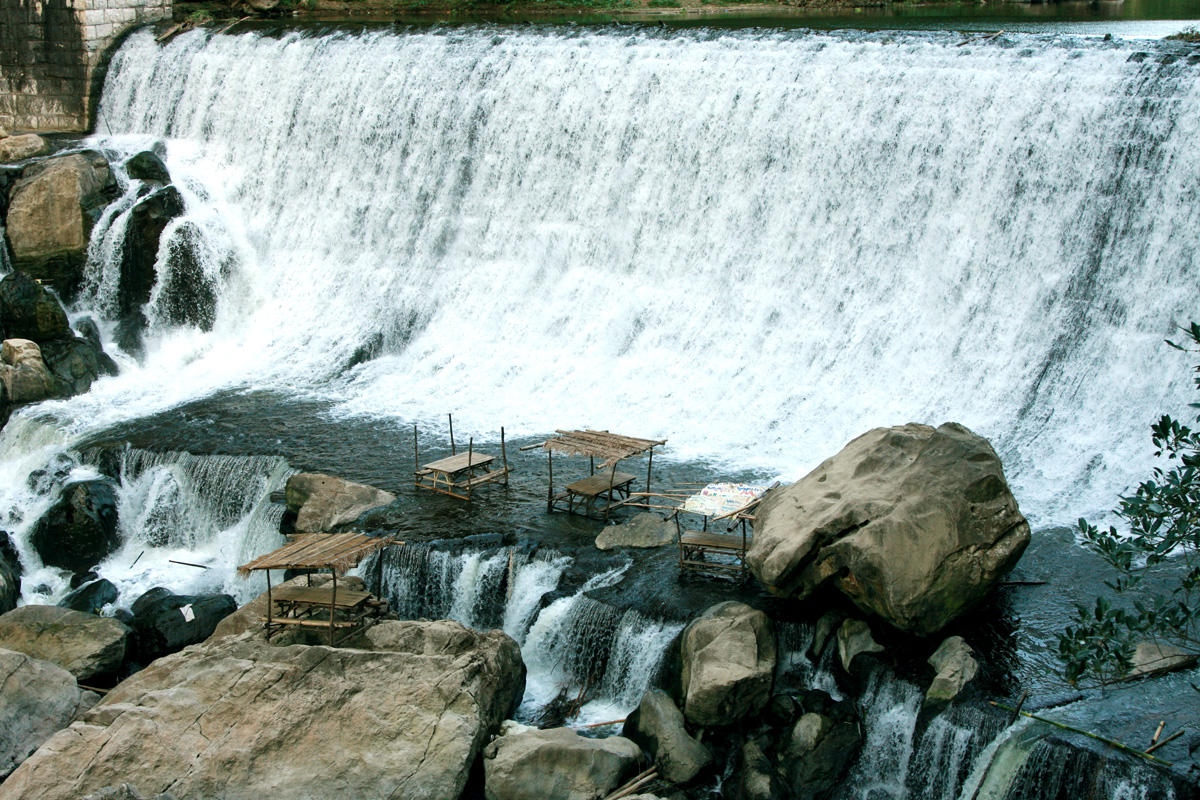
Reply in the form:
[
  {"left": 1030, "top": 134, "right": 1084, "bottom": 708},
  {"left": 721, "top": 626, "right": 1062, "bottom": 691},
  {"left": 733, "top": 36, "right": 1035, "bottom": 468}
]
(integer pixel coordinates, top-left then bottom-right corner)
[
  {"left": 595, "top": 513, "right": 676, "bottom": 551},
  {"left": 836, "top": 618, "right": 882, "bottom": 673},
  {"left": 0, "top": 649, "right": 99, "bottom": 778},
  {"left": 679, "top": 601, "right": 775, "bottom": 727},
  {"left": 285, "top": 472, "right": 396, "bottom": 533},
  {"left": 0, "top": 605, "right": 128, "bottom": 681},
  {"left": 623, "top": 689, "right": 711, "bottom": 784},
  {"left": 5, "top": 153, "right": 117, "bottom": 299},
  {"left": 29, "top": 478, "right": 120, "bottom": 574},
  {"left": 748, "top": 423, "right": 1030, "bottom": 636},
  {"left": 1, "top": 338, "right": 57, "bottom": 403},
  {"left": 483, "top": 727, "right": 642, "bottom": 800},
  {"left": 0, "top": 621, "right": 525, "bottom": 800}
]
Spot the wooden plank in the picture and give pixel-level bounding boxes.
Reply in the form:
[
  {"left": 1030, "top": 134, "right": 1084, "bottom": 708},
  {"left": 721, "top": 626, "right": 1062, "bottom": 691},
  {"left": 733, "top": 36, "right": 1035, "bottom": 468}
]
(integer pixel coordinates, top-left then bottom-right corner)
[
  {"left": 680, "top": 531, "right": 750, "bottom": 550},
  {"left": 273, "top": 585, "right": 372, "bottom": 608},
  {"left": 258, "top": 617, "right": 360, "bottom": 629},
  {"left": 422, "top": 451, "right": 495, "bottom": 474},
  {"left": 680, "top": 559, "right": 746, "bottom": 572},
  {"left": 565, "top": 472, "right": 636, "bottom": 497}
]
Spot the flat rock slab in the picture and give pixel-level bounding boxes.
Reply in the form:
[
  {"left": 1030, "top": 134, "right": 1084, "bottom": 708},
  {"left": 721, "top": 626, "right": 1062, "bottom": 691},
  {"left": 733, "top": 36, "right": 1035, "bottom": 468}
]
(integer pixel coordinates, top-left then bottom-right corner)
[
  {"left": 0, "top": 623, "right": 524, "bottom": 800},
  {"left": 0, "top": 605, "right": 128, "bottom": 681},
  {"left": 595, "top": 513, "right": 676, "bottom": 551},
  {"left": 285, "top": 473, "right": 396, "bottom": 533},
  {"left": 484, "top": 727, "right": 641, "bottom": 800},
  {"left": 0, "top": 648, "right": 98, "bottom": 778}
]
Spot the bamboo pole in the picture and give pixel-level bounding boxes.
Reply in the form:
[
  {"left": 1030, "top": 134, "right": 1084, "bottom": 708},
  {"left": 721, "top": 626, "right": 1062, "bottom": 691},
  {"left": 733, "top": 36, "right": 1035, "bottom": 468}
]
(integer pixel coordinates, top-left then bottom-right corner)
[
  {"left": 329, "top": 571, "right": 338, "bottom": 646},
  {"left": 1146, "top": 729, "right": 1184, "bottom": 755},
  {"left": 413, "top": 423, "right": 419, "bottom": 477},
  {"left": 168, "top": 560, "right": 209, "bottom": 569},
  {"left": 449, "top": 413, "right": 455, "bottom": 455},
  {"left": 265, "top": 569, "right": 273, "bottom": 641},
  {"left": 645, "top": 447, "right": 653, "bottom": 496},
  {"left": 501, "top": 427, "right": 508, "bottom": 482},
  {"left": 989, "top": 702, "right": 1173, "bottom": 766},
  {"left": 547, "top": 451, "right": 554, "bottom": 512},
  {"left": 1150, "top": 720, "right": 1166, "bottom": 747},
  {"left": 467, "top": 438, "right": 474, "bottom": 502}
]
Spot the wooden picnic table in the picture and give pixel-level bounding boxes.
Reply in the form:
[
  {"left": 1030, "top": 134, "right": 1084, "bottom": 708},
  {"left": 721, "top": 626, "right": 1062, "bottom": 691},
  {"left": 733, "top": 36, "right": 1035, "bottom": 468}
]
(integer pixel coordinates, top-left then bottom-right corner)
[
  {"left": 260, "top": 583, "right": 388, "bottom": 641},
  {"left": 415, "top": 449, "right": 510, "bottom": 501},
  {"left": 552, "top": 471, "right": 636, "bottom": 519}
]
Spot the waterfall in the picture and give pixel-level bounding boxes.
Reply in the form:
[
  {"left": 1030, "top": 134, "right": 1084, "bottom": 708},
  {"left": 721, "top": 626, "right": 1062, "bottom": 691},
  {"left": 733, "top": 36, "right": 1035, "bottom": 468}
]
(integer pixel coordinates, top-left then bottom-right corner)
[{"left": 57, "top": 25, "right": 1197, "bottom": 527}]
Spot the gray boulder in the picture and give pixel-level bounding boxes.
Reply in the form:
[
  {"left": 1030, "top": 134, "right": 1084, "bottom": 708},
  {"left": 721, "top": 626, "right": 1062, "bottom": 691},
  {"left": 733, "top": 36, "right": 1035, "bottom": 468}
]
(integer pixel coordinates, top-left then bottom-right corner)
[
  {"left": 59, "top": 578, "right": 119, "bottom": 615},
  {"left": 623, "top": 689, "right": 711, "bottom": 783},
  {"left": 483, "top": 727, "right": 642, "bottom": 800},
  {"left": 39, "top": 334, "right": 118, "bottom": 397},
  {"left": 679, "top": 601, "right": 775, "bottom": 727},
  {"left": 285, "top": 472, "right": 396, "bottom": 532},
  {"left": 0, "top": 649, "right": 99, "bottom": 778},
  {"left": 123, "top": 151, "right": 170, "bottom": 184},
  {"left": 924, "top": 635, "right": 979, "bottom": 713},
  {"left": 128, "top": 591, "right": 237, "bottom": 662},
  {"left": 0, "top": 622, "right": 525, "bottom": 800},
  {"left": 0, "top": 533, "right": 20, "bottom": 614},
  {"left": 5, "top": 153, "right": 116, "bottom": 299},
  {"left": 595, "top": 513, "right": 676, "bottom": 551},
  {"left": 0, "top": 271, "right": 71, "bottom": 342},
  {"left": 777, "top": 709, "right": 862, "bottom": 798},
  {"left": 29, "top": 478, "right": 120, "bottom": 574},
  {"left": 0, "top": 605, "right": 128, "bottom": 681},
  {"left": 836, "top": 618, "right": 883, "bottom": 673},
  {"left": 749, "top": 423, "right": 1030, "bottom": 636}
]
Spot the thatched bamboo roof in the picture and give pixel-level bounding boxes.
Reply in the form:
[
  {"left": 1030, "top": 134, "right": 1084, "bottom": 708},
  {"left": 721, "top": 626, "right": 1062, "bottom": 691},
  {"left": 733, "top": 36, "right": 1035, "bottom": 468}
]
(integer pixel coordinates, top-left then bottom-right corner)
[
  {"left": 237, "top": 533, "right": 397, "bottom": 577},
  {"left": 540, "top": 430, "right": 666, "bottom": 468}
]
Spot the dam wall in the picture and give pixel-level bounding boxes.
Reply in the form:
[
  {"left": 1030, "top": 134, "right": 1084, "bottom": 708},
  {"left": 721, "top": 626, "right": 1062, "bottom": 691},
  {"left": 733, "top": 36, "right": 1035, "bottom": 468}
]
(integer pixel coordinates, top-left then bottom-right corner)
[{"left": 0, "top": 0, "right": 170, "bottom": 133}]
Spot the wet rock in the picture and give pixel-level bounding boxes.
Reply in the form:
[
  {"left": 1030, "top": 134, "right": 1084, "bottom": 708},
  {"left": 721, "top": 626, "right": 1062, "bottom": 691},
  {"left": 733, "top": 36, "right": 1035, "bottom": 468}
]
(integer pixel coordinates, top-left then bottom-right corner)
[
  {"left": 836, "top": 618, "right": 882, "bottom": 672},
  {"left": 0, "top": 533, "right": 20, "bottom": 614},
  {"left": 0, "top": 270, "right": 71, "bottom": 342},
  {"left": 59, "top": 579, "right": 120, "bottom": 615},
  {"left": 285, "top": 472, "right": 397, "bottom": 533},
  {"left": 730, "top": 736, "right": 777, "bottom": 800},
  {"left": 5, "top": 153, "right": 117, "bottom": 300},
  {"left": 623, "top": 689, "right": 711, "bottom": 784},
  {"left": 596, "top": 512, "right": 676, "bottom": 551},
  {"left": 749, "top": 422, "right": 1030, "bottom": 636},
  {"left": 124, "top": 151, "right": 170, "bottom": 184},
  {"left": 0, "top": 648, "right": 99, "bottom": 778},
  {"left": 154, "top": 220, "right": 217, "bottom": 330},
  {"left": 679, "top": 601, "right": 775, "bottom": 727},
  {"left": 924, "top": 635, "right": 978, "bottom": 713},
  {"left": 118, "top": 185, "right": 185, "bottom": 318},
  {"left": 0, "top": 134, "right": 49, "bottom": 164},
  {"left": 483, "top": 727, "right": 642, "bottom": 800},
  {"left": 129, "top": 591, "right": 237, "bottom": 662},
  {"left": 1, "top": 624, "right": 524, "bottom": 800},
  {"left": 0, "top": 338, "right": 55, "bottom": 403},
  {"left": 29, "top": 479, "right": 120, "bottom": 574},
  {"left": 777, "top": 708, "right": 862, "bottom": 798},
  {"left": 39, "top": 334, "right": 118, "bottom": 397},
  {"left": 809, "top": 610, "right": 844, "bottom": 662},
  {"left": 0, "top": 605, "right": 128, "bottom": 680}
]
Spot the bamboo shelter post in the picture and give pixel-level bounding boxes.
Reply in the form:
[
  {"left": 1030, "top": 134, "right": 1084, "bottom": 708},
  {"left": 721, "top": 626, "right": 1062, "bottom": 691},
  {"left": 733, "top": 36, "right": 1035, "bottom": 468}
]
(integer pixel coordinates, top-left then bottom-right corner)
[
  {"left": 413, "top": 424, "right": 419, "bottom": 480},
  {"left": 547, "top": 450, "right": 554, "bottom": 512},
  {"left": 645, "top": 448, "right": 653, "bottom": 497},
  {"left": 501, "top": 427, "right": 508, "bottom": 479},
  {"left": 449, "top": 413, "right": 456, "bottom": 455},
  {"left": 265, "top": 569, "right": 273, "bottom": 635},
  {"left": 328, "top": 571, "right": 337, "bottom": 645},
  {"left": 467, "top": 437, "right": 474, "bottom": 502}
]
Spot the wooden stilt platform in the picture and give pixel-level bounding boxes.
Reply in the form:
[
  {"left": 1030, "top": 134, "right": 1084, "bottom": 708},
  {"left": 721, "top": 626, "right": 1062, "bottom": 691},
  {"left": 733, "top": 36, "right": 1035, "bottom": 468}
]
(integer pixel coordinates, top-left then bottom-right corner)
[{"left": 673, "top": 483, "right": 777, "bottom": 580}]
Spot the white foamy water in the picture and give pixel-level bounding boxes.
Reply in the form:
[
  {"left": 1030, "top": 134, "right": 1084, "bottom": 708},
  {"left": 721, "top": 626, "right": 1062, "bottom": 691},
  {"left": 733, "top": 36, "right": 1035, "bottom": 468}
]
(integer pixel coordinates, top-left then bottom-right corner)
[{"left": 11, "top": 24, "right": 1176, "bottom": 531}]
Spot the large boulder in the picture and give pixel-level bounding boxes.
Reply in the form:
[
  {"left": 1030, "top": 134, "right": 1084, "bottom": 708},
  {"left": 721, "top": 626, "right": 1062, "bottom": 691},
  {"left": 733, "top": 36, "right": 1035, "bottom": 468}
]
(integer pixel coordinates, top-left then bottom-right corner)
[
  {"left": 0, "top": 338, "right": 56, "bottom": 403},
  {"left": 0, "top": 622, "right": 525, "bottom": 800},
  {"left": 39, "top": 334, "right": 118, "bottom": 397},
  {"left": 776, "top": 702, "right": 862, "bottom": 798},
  {"left": 285, "top": 472, "right": 397, "bottom": 533},
  {"left": 153, "top": 220, "right": 218, "bottom": 331},
  {"left": 0, "top": 533, "right": 21, "bottom": 614},
  {"left": 0, "top": 605, "right": 128, "bottom": 681},
  {"left": 623, "top": 689, "right": 711, "bottom": 784},
  {"left": 123, "top": 151, "right": 170, "bottom": 184},
  {"left": 0, "top": 270, "right": 71, "bottom": 342},
  {"left": 483, "top": 727, "right": 642, "bottom": 800},
  {"left": 128, "top": 590, "right": 237, "bottom": 662},
  {"left": 748, "top": 423, "right": 1030, "bottom": 636},
  {"left": 117, "top": 185, "right": 185, "bottom": 318},
  {"left": 29, "top": 478, "right": 120, "bottom": 574},
  {"left": 0, "top": 649, "right": 99, "bottom": 778},
  {"left": 0, "top": 134, "right": 49, "bottom": 164},
  {"left": 679, "top": 601, "right": 776, "bottom": 727},
  {"left": 5, "top": 153, "right": 117, "bottom": 299},
  {"left": 59, "top": 578, "right": 119, "bottom": 615},
  {"left": 836, "top": 618, "right": 883, "bottom": 673}
]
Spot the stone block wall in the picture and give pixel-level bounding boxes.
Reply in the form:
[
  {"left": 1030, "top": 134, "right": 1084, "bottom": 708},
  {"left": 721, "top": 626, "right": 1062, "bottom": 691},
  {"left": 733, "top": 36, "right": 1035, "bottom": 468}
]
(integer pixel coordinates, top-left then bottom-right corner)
[{"left": 0, "top": 0, "right": 171, "bottom": 134}]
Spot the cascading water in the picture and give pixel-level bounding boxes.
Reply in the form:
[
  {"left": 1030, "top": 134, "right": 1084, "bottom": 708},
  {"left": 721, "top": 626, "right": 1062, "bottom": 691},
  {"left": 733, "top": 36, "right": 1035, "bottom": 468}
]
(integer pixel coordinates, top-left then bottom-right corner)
[{"left": 47, "top": 24, "right": 1196, "bottom": 528}]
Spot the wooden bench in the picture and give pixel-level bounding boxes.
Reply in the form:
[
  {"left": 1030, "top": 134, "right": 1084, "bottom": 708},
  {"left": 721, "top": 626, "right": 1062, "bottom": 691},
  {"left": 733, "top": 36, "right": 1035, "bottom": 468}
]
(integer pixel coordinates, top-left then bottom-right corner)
[
  {"left": 551, "top": 471, "right": 637, "bottom": 519},
  {"left": 678, "top": 529, "right": 752, "bottom": 578},
  {"left": 415, "top": 451, "right": 511, "bottom": 500}
]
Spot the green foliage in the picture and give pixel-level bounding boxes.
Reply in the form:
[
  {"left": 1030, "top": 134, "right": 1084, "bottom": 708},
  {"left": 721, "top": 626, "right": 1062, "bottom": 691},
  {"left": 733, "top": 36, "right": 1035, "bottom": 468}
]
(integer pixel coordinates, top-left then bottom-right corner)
[
  {"left": 185, "top": 9, "right": 214, "bottom": 24},
  {"left": 647, "top": 0, "right": 682, "bottom": 6},
  {"left": 1166, "top": 27, "right": 1200, "bottom": 43},
  {"left": 1058, "top": 322, "right": 1200, "bottom": 686}
]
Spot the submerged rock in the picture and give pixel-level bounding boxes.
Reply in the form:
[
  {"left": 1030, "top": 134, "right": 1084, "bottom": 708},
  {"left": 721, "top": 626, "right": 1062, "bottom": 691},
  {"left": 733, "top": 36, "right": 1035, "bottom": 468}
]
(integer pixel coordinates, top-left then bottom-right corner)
[
  {"left": 5, "top": 153, "right": 117, "bottom": 300},
  {"left": 749, "top": 423, "right": 1030, "bottom": 636},
  {"left": 285, "top": 472, "right": 397, "bottom": 533},
  {"left": 0, "top": 605, "right": 128, "bottom": 681},
  {"left": 0, "top": 623, "right": 524, "bottom": 800},
  {"left": 118, "top": 185, "right": 185, "bottom": 318},
  {"left": 483, "top": 727, "right": 642, "bottom": 800},
  {"left": 595, "top": 512, "right": 676, "bottom": 551},
  {"left": 679, "top": 601, "right": 776, "bottom": 727},
  {"left": 29, "top": 479, "right": 120, "bottom": 574},
  {"left": 0, "top": 648, "right": 99, "bottom": 778}
]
